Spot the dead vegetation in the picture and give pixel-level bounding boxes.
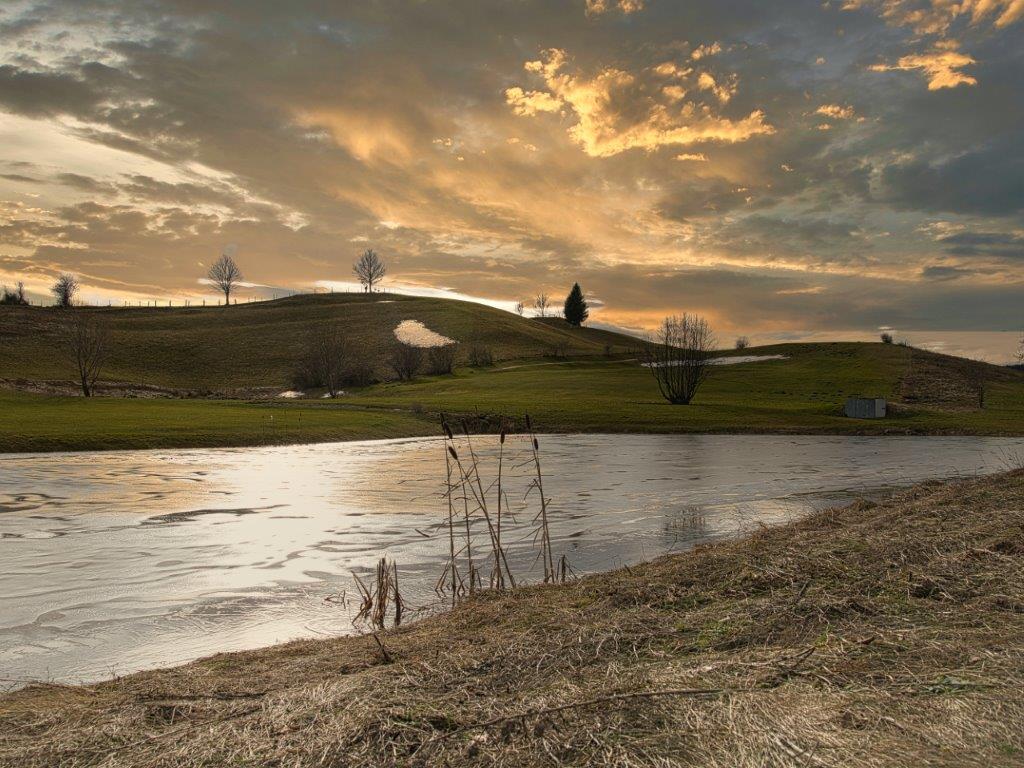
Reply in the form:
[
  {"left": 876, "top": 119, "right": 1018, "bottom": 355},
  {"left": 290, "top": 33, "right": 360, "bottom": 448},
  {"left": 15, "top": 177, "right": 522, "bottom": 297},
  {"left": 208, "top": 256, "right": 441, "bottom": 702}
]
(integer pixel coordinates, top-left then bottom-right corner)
[
  {"left": 898, "top": 346, "right": 1017, "bottom": 411},
  {"left": 3, "top": 471, "right": 1024, "bottom": 767}
]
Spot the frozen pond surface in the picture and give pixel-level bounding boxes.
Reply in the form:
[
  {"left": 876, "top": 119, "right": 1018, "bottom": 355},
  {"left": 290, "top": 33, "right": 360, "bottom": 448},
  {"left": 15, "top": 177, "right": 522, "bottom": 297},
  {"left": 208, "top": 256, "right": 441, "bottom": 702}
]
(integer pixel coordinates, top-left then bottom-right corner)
[{"left": 2, "top": 434, "right": 1022, "bottom": 686}]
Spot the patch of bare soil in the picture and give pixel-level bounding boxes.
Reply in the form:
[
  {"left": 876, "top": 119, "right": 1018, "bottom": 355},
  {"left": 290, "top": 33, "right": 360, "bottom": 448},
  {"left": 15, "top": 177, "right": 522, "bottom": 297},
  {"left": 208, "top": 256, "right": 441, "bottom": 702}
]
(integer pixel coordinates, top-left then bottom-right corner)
[{"left": 2, "top": 472, "right": 1023, "bottom": 766}]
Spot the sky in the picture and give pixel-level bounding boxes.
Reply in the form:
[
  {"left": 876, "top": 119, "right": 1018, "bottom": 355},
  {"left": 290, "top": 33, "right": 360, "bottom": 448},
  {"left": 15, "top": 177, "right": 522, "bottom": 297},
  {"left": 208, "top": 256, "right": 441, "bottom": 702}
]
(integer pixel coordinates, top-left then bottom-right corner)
[{"left": 0, "top": 0, "right": 1021, "bottom": 360}]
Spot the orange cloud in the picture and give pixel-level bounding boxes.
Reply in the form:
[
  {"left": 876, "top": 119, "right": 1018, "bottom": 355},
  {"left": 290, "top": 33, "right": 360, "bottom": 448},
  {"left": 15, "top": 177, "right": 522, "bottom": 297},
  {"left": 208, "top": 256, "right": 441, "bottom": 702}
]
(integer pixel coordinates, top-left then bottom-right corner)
[
  {"left": 504, "top": 87, "right": 563, "bottom": 116},
  {"left": 691, "top": 42, "right": 722, "bottom": 60},
  {"left": 508, "top": 49, "right": 773, "bottom": 158},
  {"left": 815, "top": 104, "right": 856, "bottom": 119},
  {"left": 870, "top": 46, "right": 977, "bottom": 89},
  {"left": 844, "top": 0, "right": 1024, "bottom": 34},
  {"left": 585, "top": 0, "right": 645, "bottom": 15}
]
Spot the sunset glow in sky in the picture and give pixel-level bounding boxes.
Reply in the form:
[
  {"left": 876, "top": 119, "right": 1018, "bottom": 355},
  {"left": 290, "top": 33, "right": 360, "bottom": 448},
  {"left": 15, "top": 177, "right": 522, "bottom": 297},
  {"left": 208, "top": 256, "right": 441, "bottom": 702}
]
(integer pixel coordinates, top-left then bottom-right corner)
[{"left": 0, "top": 1, "right": 1021, "bottom": 359}]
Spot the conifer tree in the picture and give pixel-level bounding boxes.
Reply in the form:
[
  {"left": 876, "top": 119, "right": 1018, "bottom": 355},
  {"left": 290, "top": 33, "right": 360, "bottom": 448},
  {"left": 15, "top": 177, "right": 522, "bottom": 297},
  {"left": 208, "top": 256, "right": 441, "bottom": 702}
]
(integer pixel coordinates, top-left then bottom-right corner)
[{"left": 563, "top": 282, "right": 588, "bottom": 326}]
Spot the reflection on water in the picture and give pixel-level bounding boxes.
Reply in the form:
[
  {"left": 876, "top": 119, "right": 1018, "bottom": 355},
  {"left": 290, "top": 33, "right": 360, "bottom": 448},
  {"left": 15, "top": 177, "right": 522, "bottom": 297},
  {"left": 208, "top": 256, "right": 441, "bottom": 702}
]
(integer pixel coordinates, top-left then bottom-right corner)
[{"left": 1, "top": 434, "right": 1021, "bottom": 686}]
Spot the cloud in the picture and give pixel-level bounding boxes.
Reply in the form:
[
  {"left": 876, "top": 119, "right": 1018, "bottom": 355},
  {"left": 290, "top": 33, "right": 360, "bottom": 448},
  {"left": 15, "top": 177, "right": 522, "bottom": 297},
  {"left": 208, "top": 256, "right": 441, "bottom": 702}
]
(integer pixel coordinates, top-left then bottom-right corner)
[
  {"left": 879, "top": 138, "right": 1024, "bottom": 215},
  {"left": 697, "top": 71, "right": 736, "bottom": 103},
  {"left": 921, "top": 264, "right": 980, "bottom": 280},
  {"left": 507, "top": 48, "right": 773, "bottom": 157},
  {"left": 938, "top": 230, "right": 1024, "bottom": 260},
  {"left": 844, "top": 0, "right": 1024, "bottom": 35},
  {"left": 691, "top": 42, "right": 722, "bottom": 60},
  {"left": 870, "top": 45, "right": 978, "bottom": 90},
  {"left": 585, "top": 0, "right": 645, "bottom": 15},
  {"left": 815, "top": 104, "right": 856, "bottom": 119},
  {"left": 504, "top": 87, "right": 563, "bottom": 117}
]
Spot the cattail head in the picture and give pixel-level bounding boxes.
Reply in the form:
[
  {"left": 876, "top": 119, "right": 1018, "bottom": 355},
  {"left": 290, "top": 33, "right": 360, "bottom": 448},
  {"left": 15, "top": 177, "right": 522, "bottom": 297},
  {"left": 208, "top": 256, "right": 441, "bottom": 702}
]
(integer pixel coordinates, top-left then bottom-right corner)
[
  {"left": 533, "top": 437, "right": 539, "bottom": 451},
  {"left": 525, "top": 413, "right": 532, "bottom": 431},
  {"left": 500, "top": 428, "right": 506, "bottom": 444},
  {"left": 448, "top": 445, "right": 459, "bottom": 461}
]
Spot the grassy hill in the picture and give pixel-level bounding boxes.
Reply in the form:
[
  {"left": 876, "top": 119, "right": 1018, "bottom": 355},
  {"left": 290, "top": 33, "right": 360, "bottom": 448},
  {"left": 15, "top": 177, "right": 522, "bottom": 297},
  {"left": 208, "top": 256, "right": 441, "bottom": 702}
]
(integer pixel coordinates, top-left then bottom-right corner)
[
  {"left": 0, "top": 294, "right": 639, "bottom": 391},
  {"left": 349, "top": 341, "right": 1024, "bottom": 435},
  {"left": 2, "top": 295, "right": 1023, "bottom": 451}
]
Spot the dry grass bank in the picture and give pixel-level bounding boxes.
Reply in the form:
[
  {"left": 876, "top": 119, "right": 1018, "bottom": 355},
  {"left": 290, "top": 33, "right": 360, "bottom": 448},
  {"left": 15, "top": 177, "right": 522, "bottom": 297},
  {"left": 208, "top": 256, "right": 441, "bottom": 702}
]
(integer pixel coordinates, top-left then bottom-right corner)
[{"left": 3, "top": 472, "right": 1024, "bottom": 767}]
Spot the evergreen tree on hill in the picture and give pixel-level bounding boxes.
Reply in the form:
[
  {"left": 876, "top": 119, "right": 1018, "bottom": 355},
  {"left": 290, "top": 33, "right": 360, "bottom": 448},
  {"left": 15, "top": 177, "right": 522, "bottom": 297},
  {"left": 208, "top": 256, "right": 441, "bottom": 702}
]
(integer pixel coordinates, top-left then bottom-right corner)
[{"left": 563, "top": 282, "right": 588, "bottom": 327}]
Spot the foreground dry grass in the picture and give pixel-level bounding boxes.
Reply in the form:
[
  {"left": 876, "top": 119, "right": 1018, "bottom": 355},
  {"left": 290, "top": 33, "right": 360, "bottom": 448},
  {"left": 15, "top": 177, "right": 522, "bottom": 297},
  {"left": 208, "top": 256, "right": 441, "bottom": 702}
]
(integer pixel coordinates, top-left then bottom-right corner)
[{"left": 3, "top": 472, "right": 1024, "bottom": 767}]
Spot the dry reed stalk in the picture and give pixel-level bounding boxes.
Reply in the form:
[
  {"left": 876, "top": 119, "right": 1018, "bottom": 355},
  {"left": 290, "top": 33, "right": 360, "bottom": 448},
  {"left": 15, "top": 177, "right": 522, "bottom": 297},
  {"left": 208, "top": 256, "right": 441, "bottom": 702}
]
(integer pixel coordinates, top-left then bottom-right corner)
[
  {"left": 442, "top": 418, "right": 459, "bottom": 607},
  {"left": 457, "top": 423, "right": 516, "bottom": 589},
  {"left": 525, "top": 413, "right": 556, "bottom": 582},
  {"left": 352, "top": 556, "right": 403, "bottom": 631},
  {"left": 496, "top": 424, "right": 506, "bottom": 577}
]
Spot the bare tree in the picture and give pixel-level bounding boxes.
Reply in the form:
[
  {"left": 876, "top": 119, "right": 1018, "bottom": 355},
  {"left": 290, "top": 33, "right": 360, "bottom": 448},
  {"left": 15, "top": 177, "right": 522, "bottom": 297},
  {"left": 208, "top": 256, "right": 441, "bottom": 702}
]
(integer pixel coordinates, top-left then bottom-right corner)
[
  {"left": 1017, "top": 335, "right": 1023, "bottom": 364},
  {"left": 533, "top": 293, "right": 550, "bottom": 318},
  {"left": 207, "top": 250, "right": 243, "bottom": 305},
  {"left": 734, "top": 336, "right": 749, "bottom": 350},
  {"left": 390, "top": 342, "right": 422, "bottom": 380},
  {"left": 640, "top": 313, "right": 716, "bottom": 405},
  {"left": 880, "top": 332, "right": 894, "bottom": 344},
  {"left": 514, "top": 300, "right": 525, "bottom": 317},
  {"left": 298, "top": 325, "right": 349, "bottom": 397},
  {"left": 51, "top": 273, "right": 78, "bottom": 308},
  {"left": 61, "top": 312, "right": 108, "bottom": 396},
  {"left": 353, "top": 249, "right": 386, "bottom": 293}
]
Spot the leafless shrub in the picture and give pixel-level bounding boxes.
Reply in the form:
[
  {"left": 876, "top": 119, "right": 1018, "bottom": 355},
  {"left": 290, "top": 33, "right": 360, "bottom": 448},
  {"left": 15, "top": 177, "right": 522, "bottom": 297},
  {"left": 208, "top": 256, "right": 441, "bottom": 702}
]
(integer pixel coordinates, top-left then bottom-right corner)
[
  {"left": 390, "top": 342, "right": 422, "bottom": 380},
  {"left": 640, "top": 313, "right": 715, "bottom": 405},
  {"left": 533, "top": 293, "right": 550, "bottom": 318},
  {"left": 51, "top": 273, "right": 78, "bottom": 308},
  {"left": 880, "top": 332, "right": 894, "bottom": 344},
  {"left": 549, "top": 340, "right": 569, "bottom": 359},
  {"left": 429, "top": 343, "right": 457, "bottom": 375},
  {"left": 296, "top": 324, "right": 349, "bottom": 397},
  {"left": 514, "top": 301, "right": 525, "bottom": 316},
  {"left": 61, "top": 312, "right": 109, "bottom": 397},
  {"left": 468, "top": 343, "right": 494, "bottom": 367},
  {"left": 734, "top": 336, "right": 749, "bottom": 350}
]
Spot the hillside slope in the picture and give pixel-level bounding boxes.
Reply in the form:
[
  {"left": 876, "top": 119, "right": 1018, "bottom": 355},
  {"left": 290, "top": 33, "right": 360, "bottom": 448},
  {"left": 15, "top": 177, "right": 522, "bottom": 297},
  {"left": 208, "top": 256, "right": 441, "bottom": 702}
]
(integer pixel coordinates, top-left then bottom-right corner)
[
  {"left": 350, "top": 341, "right": 1024, "bottom": 435},
  {"left": 0, "top": 294, "right": 639, "bottom": 390}
]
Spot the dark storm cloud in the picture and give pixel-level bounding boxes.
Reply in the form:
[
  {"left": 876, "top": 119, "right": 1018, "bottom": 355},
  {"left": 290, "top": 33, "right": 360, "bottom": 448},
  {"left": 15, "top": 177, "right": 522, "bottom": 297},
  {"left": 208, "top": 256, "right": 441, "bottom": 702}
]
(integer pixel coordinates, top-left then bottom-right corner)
[
  {"left": 940, "top": 231, "right": 1024, "bottom": 260},
  {"left": 880, "top": 137, "right": 1024, "bottom": 216},
  {"left": 0, "top": 65, "right": 104, "bottom": 117}
]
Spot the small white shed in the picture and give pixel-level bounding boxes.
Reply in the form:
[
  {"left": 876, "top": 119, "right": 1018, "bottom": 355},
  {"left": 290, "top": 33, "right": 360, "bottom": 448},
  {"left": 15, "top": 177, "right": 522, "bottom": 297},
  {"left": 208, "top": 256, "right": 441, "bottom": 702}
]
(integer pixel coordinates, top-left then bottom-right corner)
[{"left": 844, "top": 397, "right": 887, "bottom": 419}]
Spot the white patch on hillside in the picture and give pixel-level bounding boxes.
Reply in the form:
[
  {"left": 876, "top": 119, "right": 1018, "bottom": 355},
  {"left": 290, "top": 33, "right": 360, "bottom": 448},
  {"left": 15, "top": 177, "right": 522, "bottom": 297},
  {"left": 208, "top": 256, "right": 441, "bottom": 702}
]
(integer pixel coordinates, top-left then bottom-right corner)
[
  {"left": 644, "top": 355, "right": 787, "bottom": 368},
  {"left": 394, "top": 320, "right": 456, "bottom": 348},
  {"left": 710, "top": 354, "right": 787, "bottom": 365},
  {"left": 278, "top": 390, "right": 305, "bottom": 398}
]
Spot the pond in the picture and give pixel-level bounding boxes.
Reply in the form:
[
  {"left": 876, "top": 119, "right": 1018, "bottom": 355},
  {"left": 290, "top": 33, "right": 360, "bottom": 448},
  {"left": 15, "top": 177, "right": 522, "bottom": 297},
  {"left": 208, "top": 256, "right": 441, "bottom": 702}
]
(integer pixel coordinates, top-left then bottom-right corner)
[{"left": 2, "top": 434, "right": 1021, "bottom": 686}]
